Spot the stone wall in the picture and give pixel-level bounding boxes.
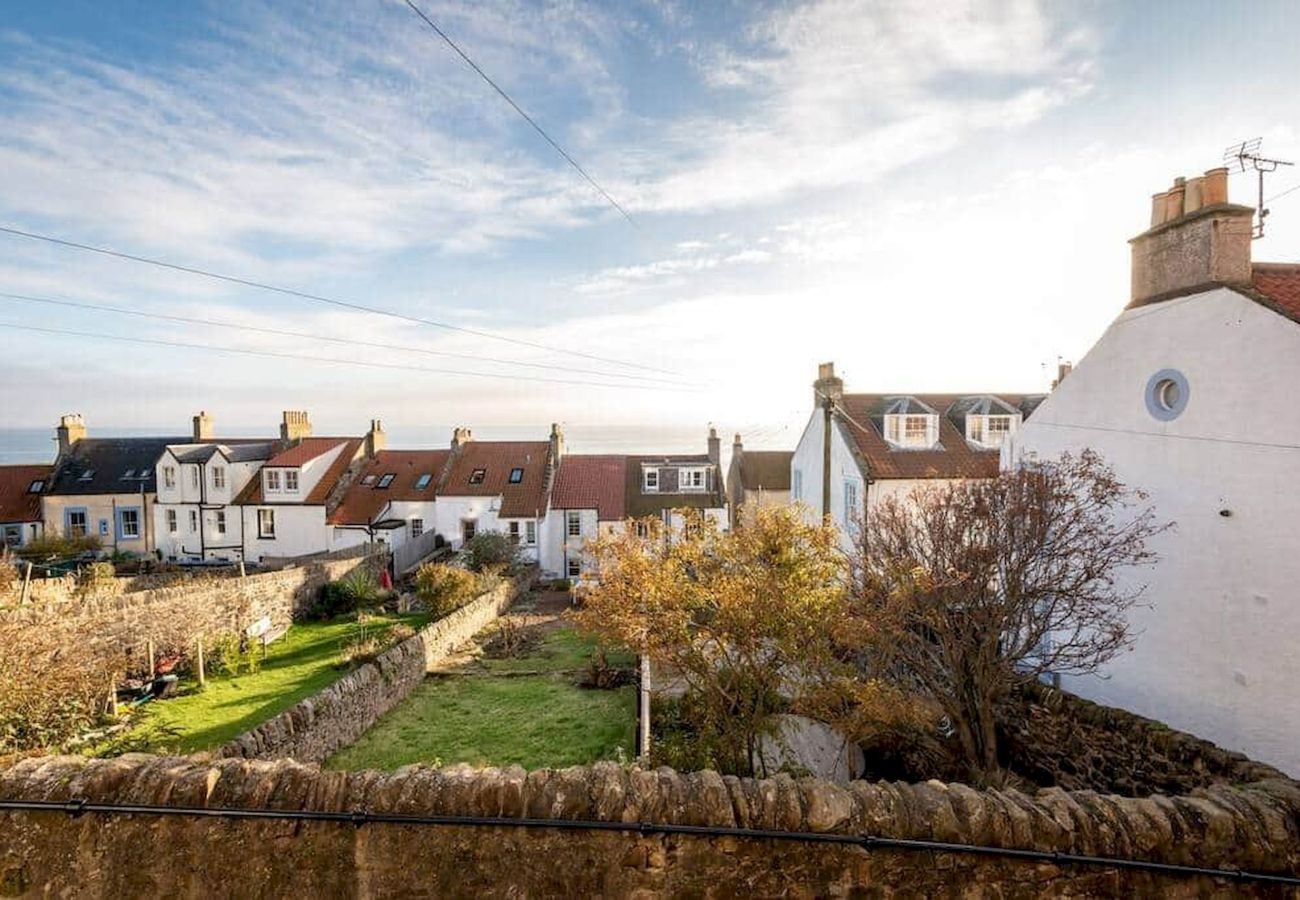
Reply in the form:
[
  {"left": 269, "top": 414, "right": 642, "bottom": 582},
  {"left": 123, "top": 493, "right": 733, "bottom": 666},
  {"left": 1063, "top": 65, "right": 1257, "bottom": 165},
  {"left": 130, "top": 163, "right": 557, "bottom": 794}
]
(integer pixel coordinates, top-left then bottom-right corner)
[
  {"left": 0, "top": 556, "right": 368, "bottom": 665},
  {"left": 212, "top": 573, "right": 528, "bottom": 764},
  {"left": 1, "top": 754, "right": 1298, "bottom": 897}
]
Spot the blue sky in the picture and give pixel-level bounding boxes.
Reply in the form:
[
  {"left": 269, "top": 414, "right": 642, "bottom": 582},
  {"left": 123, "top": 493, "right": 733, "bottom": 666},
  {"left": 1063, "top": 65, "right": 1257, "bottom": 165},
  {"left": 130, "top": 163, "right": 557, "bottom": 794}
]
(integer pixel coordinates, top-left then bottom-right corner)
[{"left": 2, "top": 0, "right": 1299, "bottom": 440}]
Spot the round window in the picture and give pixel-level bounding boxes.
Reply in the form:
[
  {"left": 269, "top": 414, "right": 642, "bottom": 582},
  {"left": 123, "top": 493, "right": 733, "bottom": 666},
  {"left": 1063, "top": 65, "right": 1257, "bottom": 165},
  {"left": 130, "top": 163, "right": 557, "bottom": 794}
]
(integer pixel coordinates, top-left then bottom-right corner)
[{"left": 1145, "top": 369, "right": 1189, "bottom": 421}]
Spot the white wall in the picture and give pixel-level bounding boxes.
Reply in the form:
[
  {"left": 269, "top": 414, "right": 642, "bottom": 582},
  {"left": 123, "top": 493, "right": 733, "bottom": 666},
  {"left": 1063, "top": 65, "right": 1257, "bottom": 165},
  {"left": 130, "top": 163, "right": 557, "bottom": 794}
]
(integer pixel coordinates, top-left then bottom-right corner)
[
  {"left": 790, "top": 411, "right": 862, "bottom": 533},
  {"left": 1007, "top": 286, "right": 1300, "bottom": 776},
  {"left": 240, "top": 505, "right": 331, "bottom": 562}
]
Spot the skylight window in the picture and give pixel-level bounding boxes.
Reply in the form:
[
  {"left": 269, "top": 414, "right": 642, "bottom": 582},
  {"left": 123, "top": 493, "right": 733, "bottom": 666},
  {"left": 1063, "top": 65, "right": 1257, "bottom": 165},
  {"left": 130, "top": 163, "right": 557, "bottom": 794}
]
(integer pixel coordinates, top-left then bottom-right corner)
[
  {"left": 362, "top": 474, "right": 378, "bottom": 486},
  {"left": 121, "top": 469, "right": 135, "bottom": 479},
  {"left": 27, "top": 480, "right": 44, "bottom": 493},
  {"left": 508, "top": 467, "right": 523, "bottom": 484},
  {"left": 415, "top": 473, "right": 432, "bottom": 490},
  {"left": 376, "top": 473, "right": 395, "bottom": 489},
  {"left": 78, "top": 470, "right": 94, "bottom": 482},
  {"left": 468, "top": 468, "right": 486, "bottom": 485}
]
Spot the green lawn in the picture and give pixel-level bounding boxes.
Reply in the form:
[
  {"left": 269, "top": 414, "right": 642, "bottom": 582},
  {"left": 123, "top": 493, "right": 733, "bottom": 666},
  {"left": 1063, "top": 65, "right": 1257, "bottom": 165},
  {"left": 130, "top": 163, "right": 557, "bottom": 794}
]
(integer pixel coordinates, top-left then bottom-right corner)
[
  {"left": 326, "top": 624, "right": 636, "bottom": 771},
  {"left": 94, "top": 613, "right": 428, "bottom": 755}
]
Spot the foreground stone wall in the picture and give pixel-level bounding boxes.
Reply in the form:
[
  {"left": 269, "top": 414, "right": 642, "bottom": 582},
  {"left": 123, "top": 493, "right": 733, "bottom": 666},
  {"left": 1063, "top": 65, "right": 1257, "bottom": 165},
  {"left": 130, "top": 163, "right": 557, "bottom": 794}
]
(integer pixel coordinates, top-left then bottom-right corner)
[
  {"left": 212, "top": 573, "right": 529, "bottom": 764},
  {"left": 1, "top": 754, "right": 1298, "bottom": 897},
  {"left": 0, "top": 557, "right": 368, "bottom": 665}
]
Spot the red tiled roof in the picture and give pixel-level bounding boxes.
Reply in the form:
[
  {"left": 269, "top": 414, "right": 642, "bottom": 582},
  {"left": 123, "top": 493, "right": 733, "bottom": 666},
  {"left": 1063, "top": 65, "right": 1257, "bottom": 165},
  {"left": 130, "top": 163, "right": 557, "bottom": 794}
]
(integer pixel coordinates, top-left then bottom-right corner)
[
  {"left": 0, "top": 465, "right": 50, "bottom": 524},
  {"left": 1250, "top": 263, "right": 1300, "bottom": 324},
  {"left": 439, "top": 441, "right": 552, "bottom": 519},
  {"left": 329, "top": 449, "right": 451, "bottom": 525},
  {"left": 551, "top": 455, "right": 626, "bottom": 521},
  {"left": 236, "top": 439, "right": 362, "bottom": 506},
  {"left": 265, "top": 437, "right": 351, "bottom": 467},
  {"left": 837, "top": 394, "right": 1040, "bottom": 480}
]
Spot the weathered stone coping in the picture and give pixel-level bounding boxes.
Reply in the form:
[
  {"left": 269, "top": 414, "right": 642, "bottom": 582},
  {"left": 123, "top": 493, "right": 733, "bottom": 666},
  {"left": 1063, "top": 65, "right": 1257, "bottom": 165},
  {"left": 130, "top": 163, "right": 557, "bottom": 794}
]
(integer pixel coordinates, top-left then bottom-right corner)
[{"left": 209, "top": 572, "right": 531, "bottom": 764}]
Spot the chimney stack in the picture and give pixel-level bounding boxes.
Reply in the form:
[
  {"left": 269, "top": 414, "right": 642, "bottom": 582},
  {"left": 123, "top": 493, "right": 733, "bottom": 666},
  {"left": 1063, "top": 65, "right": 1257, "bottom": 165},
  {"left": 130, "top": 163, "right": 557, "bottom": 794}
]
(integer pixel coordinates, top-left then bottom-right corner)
[
  {"left": 707, "top": 426, "right": 721, "bottom": 467},
  {"left": 733, "top": 432, "right": 744, "bottom": 455},
  {"left": 280, "top": 410, "right": 312, "bottom": 444},
  {"left": 813, "top": 361, "right": 843, "bottom": 408},
  {"left": 1052, "top": 361, "right": 1073, "bottom": 390},
  {"left": 56, "top": 414, "right": 86, "bottom": 458},
  {"left": 365, "top": 419, "right": 387, "bottom": 459},
  {"left": 1131, "top": 167, "right": 1254, "bottom": 306},
  {"left": 192, "top": 411, "right": 214, "bottom": 442},
  {"left": 548, "top": 423, "right": 565, "bottom": 465},
  {"left": 451, "top": 426, "right": 473, "bottom": 450}
]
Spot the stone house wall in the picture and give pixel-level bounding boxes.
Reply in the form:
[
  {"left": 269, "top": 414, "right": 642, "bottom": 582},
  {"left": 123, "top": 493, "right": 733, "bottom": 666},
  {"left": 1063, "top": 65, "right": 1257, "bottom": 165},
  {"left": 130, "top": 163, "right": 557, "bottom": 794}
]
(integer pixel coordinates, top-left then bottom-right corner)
[
  {"left": 1, "top": 754, "right": 1297, "bottom": 896},
  {"left": 211, "top": 573, "right": 529, "bottom": 764}
]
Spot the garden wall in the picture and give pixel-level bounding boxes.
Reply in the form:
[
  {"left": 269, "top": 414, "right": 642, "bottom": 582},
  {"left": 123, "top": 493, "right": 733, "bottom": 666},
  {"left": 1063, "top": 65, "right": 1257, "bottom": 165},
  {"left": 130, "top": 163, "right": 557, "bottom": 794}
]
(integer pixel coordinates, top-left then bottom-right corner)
[
  {"left": 0, "top": 556, "right": 369, "bottom": 665},
  {"left": 212, "top": 573, "right": 529, "bottom": 764},
  {"left": 2, "top": 754, "right": 1298, "bottom": 897}
]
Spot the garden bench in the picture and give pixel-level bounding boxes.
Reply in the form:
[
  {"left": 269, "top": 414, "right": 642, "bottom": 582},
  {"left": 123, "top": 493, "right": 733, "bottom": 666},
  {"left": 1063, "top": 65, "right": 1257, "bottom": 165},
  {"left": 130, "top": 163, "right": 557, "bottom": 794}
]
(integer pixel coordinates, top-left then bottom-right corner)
[{"left": 246, "top": 616, "right": 289, "bottom": 655}]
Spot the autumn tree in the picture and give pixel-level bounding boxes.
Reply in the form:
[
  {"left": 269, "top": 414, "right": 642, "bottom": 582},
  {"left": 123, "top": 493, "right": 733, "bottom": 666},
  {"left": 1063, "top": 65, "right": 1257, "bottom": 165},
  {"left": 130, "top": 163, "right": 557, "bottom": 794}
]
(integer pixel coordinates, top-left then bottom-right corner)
[
  {"left": 848, "top": 450, "right": 1167, "bottom": 779},
  {"left": 575, "top": 506, "right": 849, "bottom": 774}
]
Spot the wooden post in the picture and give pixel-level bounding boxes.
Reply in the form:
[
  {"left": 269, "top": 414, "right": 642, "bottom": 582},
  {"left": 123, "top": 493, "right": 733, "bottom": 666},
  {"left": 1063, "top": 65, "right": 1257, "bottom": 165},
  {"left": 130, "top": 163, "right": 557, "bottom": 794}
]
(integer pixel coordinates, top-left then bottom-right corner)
[
  {"left": 196, "top": 638, "right": 206, "bottom": 687},
  {"left": 147, "top": 639, "right": 155, "bottom": 679},
  {"left": 19, "top": 562, "right": 32, "bottom": 605},
  {"left": 821, "top": 393, "right": 833, "bottom": 523},
  {"left": 108, "top": 675, "right": 118, "bottom": 718},
  {"left": 238, "top": 560, "right": 246, "bottom": 579},
  {"left": 638, "top": 654, "right": 651, "bottom": 759}
]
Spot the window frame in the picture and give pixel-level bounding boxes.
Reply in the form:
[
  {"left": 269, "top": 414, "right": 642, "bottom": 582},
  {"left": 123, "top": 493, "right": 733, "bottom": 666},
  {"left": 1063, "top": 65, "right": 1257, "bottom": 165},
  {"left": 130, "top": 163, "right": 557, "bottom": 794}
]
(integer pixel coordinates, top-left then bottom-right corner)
[
  {"left": 65, "top": 508, "right": 88, "bottom": 538},
  {"left": 414, "top": 473, "right": 432, "bottom": 490},
  {"left": 258, "top": 508, "right": 276, "bottom": 539},
  {"left": 189, "top": 510, "right": 199, "bottom": 533},
  {"left": 265, "top": 469, "right": 282, "bottom": 492},
  {"left": 190, "top": 467, "right": 200, "bottom": 489},
  {"left": 508, "top": 521, "right": 521, "bottom": 542},
  {"left": 843, "top": 479, "right": 859, "bottom": 528},
  {"left": 525, "top": 520, "right": 537, "bottom": 545},
  {"left": 284, "top": 470, "right": 300, "bottom": 492},
  {"left": 212, "top": 466, "right": 226, "bottom": 489},
  {"left": 27, "top": 479, "right": 44, "bottom": 494},
  {"left": 410, "top": 517, "right": 424, "bottom": 538},
  {"left": 680, "top": 467, "right": 707, "bottom": 491},
  {"left": 566, "top": 557, "right": 581, "bottom": 578},
  {"left": 215, "top": 510, "right": 227, "bottom": 535},
  {"left": 375, "top": 473, "right": 395, "bottom": 489},
  {"left": 643, "top": 468, "right": 659, "bottom": 492},
  {"left": 117, "top": 507, "right": 141, "bottom": 540},
  {"left": 468, "top": 468, "right": 487, "bottom": 485},
  {"left": 508, "top": 467, "right": 524, "bottom": 484},
  {"left": 566, "top": 510, "right": 582, "bottom": 537},
  {"left": 162, "top": 466, "right": 176, "bottom": 490},
  {"left": 2, "top": 524, "right": 20, "bottom": 548},
  {"left": 166, "top": 509, "right": 178, "bottom": 534}
]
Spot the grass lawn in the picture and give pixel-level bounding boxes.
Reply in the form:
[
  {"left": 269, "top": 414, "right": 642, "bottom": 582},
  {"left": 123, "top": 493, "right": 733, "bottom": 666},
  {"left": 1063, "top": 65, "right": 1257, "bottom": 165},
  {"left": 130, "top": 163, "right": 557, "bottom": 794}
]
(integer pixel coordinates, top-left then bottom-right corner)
[
  {"left": 94, "top": 613, "right": 428, "bottom": 756},
  {"left": 326, "top": 623, "right": 636, "bottom": 771}
]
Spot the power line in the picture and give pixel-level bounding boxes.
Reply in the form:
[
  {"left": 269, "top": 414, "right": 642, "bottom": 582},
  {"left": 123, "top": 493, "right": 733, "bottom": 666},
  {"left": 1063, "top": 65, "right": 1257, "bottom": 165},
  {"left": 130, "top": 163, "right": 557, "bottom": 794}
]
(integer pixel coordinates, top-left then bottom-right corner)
[
  {"left": 0, "top": 224, "right": 671, "bottom": 375},
  {"left": 0, "top": 291, "right": 692, "bottom": 387},
  {"left": 1265, "top": 181, "right": 1300, "bottom": 204},
  {"left": 0, "top": 321, "right": 699, "bottom": 393},
  {"left": 400, "top": 0, "right": 635, "bottom": 227}
]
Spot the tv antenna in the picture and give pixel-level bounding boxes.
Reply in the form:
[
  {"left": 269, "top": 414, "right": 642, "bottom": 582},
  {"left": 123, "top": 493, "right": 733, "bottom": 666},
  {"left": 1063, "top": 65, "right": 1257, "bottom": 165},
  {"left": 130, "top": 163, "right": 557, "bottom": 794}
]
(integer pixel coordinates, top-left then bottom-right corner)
[{"left": 1225, "top": 138, "right": 1294, "bottom": 239}]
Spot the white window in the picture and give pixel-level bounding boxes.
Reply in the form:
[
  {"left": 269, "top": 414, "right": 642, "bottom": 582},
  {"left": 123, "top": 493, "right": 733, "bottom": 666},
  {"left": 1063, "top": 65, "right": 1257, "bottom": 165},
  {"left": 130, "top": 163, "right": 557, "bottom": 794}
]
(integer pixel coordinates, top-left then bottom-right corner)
[
  {"left": 190, "top": 467, "right": 200, "bottom": 489},
  {"left": 212, "top": 467, "right": 226, "bottom": 489},
  {"left": 258, "top": 508, "right": 276, "bottom": 538},
  {"left": 2, "top": 525, "right": 20, "bottom": 547},
  {"left": 792, "top": 468, "right": 803, "bottom": 501},
  {"left": 189, "top": 510, "right": 199, "bottom": 532},
  {"left": 680, "top": 468, "right": 707, "bottom": 490},
  {"left": 163, "top": 466, "right": 176, "bottom": 489},
  {"left": 120, "top": 509, "right": 140, "bottom": 538},
  {"left": 285, "top": 470, "right": 299, "bottom": 491},
  {"left": 843, "top": 480, "right": 859, "bottom": 527},
  {"left": 166, "top": 509, "right": 177, "bottom": 534},
  {"left": 525, "top": 520, "right": 537, "bottom": 545},
  {"left": 411, "top": 518, "right": 424, "bottom": 538},
  {"left": 509, "top": 521, "right": 521, "bottom": 542},
  {"left": 567, "top": 557, "right": 581, "bottom": 578},
  {"left": 886, "top": 414, "right": 936, "bottom": 448},
  {"left": 265, "top": 470, "right": 281, "bottom": 492},
  {"left": 643, "top": 468, "right": 659, "bottom": 492},
  {"left": 566, "top": 510, "right": 581, "bottom": 537},
  {"left": 968, "top": 414, "right": 1015, "bottom": 448},
  {"left": 67, "top": 510, "right": 88, "bottom": 537},
  {"left": 216, "top": 510, "right": 227, "bottom": 535}
]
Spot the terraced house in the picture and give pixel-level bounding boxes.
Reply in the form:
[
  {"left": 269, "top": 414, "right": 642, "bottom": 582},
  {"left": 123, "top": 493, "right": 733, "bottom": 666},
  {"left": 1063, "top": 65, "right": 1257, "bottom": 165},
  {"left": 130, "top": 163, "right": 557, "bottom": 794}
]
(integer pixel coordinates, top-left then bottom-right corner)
[
  {"left": 791, "top": 363, "right": 1044, "bottom": 538},
  {"left": 0, "top": 463, "right": 50, "bottom": 548}
]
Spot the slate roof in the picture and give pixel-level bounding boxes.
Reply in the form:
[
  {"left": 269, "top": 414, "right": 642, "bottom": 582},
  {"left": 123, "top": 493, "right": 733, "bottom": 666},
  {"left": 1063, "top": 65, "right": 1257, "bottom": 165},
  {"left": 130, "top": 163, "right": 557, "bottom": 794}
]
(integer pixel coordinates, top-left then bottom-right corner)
[
  {"left": 736, "top": 450, "right": 793, "bottom": 492},
  {"left": 1249, "top": 263, "right": 1300, "bottom": 324},
  {"left": 438, "top": 441, "right": 552, "bottom": 519},
  {"left": 168, "top": 440, "right": 277, "bottom": 464},
  {"left": 551, "top": 455, "right": 626, "bottom": 521},
  {"left": 47, "top": 437, "right": 184, "bottom": 495},
  {"left": 235, "top": 439, "right": 362, "bottom": 506},
  {"left": 329, "top": 449, "right": 451, "bottom": 526},
  {"left": 0, "top": 465, "right": 50, "bottom": 524},
  {"left": 623, "top": 454, "right": 725, "bottom": 519},
  {"left": 837, "top": 393, "right": 1045, "bottom": 480}
]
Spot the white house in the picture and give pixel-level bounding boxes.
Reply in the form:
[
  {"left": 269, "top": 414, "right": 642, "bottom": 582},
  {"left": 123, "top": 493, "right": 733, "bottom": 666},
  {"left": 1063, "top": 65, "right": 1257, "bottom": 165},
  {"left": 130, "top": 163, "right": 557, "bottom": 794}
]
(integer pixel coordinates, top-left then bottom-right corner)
[
  {"left": 329, "top": 447, "right": 450, "bottom": 559},
  {"left": 791, "top": 362, "right": 1044, "bottom": 539},
  {"left": 0, "top": 464, "right": 49, "bottom": 549},
  {"left": 153, "top": 412, "right": 277, "bottom": 562},
  {"left": 1003, "top": 166, "right": 1300, "bottom": 776},
  {"left": 430, "top": 426, "right": 558, "bottom": 563},
  {"left": 541, "top": 454, "right": 627, "bottom": 580}
]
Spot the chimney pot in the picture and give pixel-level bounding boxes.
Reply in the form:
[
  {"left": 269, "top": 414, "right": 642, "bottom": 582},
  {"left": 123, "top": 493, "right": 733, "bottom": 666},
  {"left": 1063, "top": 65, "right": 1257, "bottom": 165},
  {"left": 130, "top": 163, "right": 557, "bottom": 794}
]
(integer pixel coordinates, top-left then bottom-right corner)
[
  {"left": 813, "top": 361, "right": 844, "bottom": 408},
  {"left": 1183, "top": 176, "right": 1204, "bottom": 215},
  {"left": 280, "top": 410, "right": 312, "bottom": 443},
  {"left": 1202, "top": 167, "right": 1229, "bottom": 205},
  {"left": 1164, "top": 180, "right": 1186, "bottom": 223},
  {"left": 56, "top": 414, "right": 87, "bottom": 458},
  {"left": 707, "top": 426, "right": 721, "bottom": 467}
]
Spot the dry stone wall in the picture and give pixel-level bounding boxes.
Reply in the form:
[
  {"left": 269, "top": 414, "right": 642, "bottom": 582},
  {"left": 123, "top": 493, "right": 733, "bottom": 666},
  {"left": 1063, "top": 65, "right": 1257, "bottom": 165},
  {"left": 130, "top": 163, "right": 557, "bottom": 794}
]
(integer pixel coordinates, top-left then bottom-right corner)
[
  {"left": 212, "top": 573, "right": 528, "bottom": 764},
  {"left": 1, "top": 754, "right": 1298, "bottom": 897}
]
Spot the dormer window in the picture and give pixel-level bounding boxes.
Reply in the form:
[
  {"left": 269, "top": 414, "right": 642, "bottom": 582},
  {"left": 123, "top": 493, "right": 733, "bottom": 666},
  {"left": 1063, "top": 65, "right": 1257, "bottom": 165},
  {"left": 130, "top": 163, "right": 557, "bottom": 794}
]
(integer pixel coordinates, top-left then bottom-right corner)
[
  {"left": 415, "top": 473, "right": 432, "bottom": 490},
  {"left": 469, "top": 468, "right": 486, "bottom": 485},
  {"left": 376, "top": 473, "right": 395, "bottom": 489},
  {"left": 967, "top": 414, "right": 1018, "bottom": 448},
  {"left": 265, "top": 470, "right": 281, "bottom": 492},
  {"left": 212, "top": 466, "right": 226, "bottom": 489},
  {"left": 162, "top": 466, "right": 176, "bottom": 489},
  {"left": 643, "top": 468, "right": 659, "bottom": 492},
  {"left": 285, "top": 470, "right": 299, "bottom": 491},
  {"left": 885, "top": 414, "right": 938, "bottom": 448},
  {"left": 508, "top": 467, "right": 524, "bottom": 484}
]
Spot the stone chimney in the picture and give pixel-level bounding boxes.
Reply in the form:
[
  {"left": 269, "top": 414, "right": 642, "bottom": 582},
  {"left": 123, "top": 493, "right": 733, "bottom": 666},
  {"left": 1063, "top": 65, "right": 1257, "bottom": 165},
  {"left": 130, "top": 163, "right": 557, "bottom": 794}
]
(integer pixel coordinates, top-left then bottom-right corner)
[
  {"left": 192, "top": 411, "right": 214, "bottom": 442},
  {"left": 365, "top": 419, "right": 387, "bottom": 459},
  {"left": 707, "top": 426, "right": 721, "bottom": 467},
  {"left": 451, "top": 426, "right": 474, "bottom": 450},
  {"left": 549, "top": 423, "right": 565, "bottom": 465},
  {"left": 280, "top": 410, "right": 312, "bottom": 444},
  {"left": 733, "top": 432, "right": 744, "bottom": 456},
  {"left": 56, "top": 414, "right": 86, "bottom": 458},
  {"left": 813, "top": 361, "right": 843, "bottom": 408},
  {"left": 1052, "top": 362, "right": 1073, "bottom": 390},
  {"left": 1130, "top": 167, "right": 1254, "bottom": 306}
]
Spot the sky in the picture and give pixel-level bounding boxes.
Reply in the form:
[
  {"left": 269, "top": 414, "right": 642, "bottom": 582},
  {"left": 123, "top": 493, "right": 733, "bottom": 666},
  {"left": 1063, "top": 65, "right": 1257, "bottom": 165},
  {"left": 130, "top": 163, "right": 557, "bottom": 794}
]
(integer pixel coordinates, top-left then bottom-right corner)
[{"left": 2, "top": 0, "right": 1299, "bottom": 444}]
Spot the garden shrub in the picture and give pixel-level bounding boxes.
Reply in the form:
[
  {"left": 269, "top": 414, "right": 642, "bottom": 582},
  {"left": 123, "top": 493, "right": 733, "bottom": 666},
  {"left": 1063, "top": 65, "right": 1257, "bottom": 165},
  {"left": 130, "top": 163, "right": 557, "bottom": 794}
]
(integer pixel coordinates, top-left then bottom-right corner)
[
  {"left": 76, "top": 561, "right": 117, "bottom": 595},
  {"left": 460, "top": 532, "right": 521, "bottom": 573},
  {"left": 314, "top": 565, "right": 383, "bottom": 619},
  {"left": 208, "top": 633, "right": 261, "bottom": 678},
  {"left": 15, "top": 533, "right": 100, "bottom": 561},
  {"left": 414, "top": 563, "right": 478, "bottom": 617}
]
